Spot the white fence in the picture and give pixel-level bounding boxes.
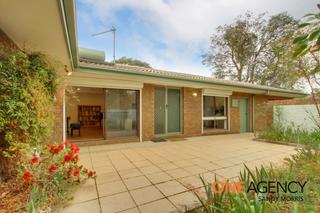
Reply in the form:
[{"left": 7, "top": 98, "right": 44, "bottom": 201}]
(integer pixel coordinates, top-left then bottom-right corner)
[{"left": 273, "top": 104, "right": 319, "bottom": 131}]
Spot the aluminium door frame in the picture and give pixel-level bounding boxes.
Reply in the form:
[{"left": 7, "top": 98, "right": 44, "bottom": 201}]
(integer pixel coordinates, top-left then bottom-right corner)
[
  {"left": 239, "top": 97, "right": 250, "bottom": 132},
  {"left": 154, "top": 86, "right": 183, "bottom": 137}
]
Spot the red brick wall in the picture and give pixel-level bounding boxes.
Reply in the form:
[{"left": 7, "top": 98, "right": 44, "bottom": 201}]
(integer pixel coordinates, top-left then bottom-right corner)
[
  {"left": 49, "top": 85, "right": 64, "bottom": 143},
  {"left": 142, "top": 84, "right": 155, "bottom": 140},
  {"left": 0, "top": 29, "right": 65, "bottom": 143},
  {"left": 253, "top": 95, "right": 270, "bottom": 131},
  {"left": 183, "top": 87, "right": 202, "bottom": 136}
]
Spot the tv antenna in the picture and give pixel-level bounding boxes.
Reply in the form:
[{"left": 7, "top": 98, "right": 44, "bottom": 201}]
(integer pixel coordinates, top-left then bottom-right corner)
[{"left": 92, "top": 26, "right": 116, "bottom": 63}]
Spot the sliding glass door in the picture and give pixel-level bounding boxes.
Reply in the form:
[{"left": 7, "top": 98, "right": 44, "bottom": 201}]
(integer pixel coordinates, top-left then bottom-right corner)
[
  {"left": 154, "top": 87, "right": 181, "bottom": 135},
  {"left": 105, "top": 89, "right": 139, "bottom": 138}
]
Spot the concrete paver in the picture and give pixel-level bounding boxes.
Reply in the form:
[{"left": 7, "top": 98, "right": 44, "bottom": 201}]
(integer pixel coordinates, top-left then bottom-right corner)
[{"left": 61, "top": 133, "right": 296, "bottom": 213}]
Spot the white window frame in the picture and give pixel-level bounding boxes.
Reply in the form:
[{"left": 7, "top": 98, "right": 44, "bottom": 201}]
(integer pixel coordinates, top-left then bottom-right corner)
[{"left": 202, "top": 94, "right": 229, "bottom": 133}]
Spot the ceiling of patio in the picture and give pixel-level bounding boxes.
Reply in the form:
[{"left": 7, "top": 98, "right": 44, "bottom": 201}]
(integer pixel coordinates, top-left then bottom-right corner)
[{"left": 0, "top": 0, "right": 72, "bottom": 69}]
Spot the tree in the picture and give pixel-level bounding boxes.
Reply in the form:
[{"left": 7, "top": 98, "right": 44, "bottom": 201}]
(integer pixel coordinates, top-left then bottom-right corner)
[
  {"left": 115, "top": 57, "right": 151, "bottom": 68},
  {"left": 203, "top": 12, "right": 298, "bottom": 87},
  {"left": 293, "top": 5, "right": 320, "bottom": 128}
]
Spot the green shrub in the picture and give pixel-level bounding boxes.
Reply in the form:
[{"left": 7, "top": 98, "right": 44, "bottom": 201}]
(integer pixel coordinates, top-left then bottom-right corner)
[
  {"left": 19, "top": 141, "right": 96, "bottom": 212},
  {"left": 194, "top": 148, "right": 320, "bottom": 212},
  {"left": 0, "top": 47, "right": 58, "bottom": 179},
  {"left": 255, "top": 123, "right": 320, "bottom": 148}
]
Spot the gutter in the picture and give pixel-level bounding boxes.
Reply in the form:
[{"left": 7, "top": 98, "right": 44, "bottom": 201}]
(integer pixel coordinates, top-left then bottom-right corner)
[
  {"left": 78, "top": 64, "right": 307, "bottom": 98},
  {"left": 57, "top": 0, "right": 79, "bottom": 69}
]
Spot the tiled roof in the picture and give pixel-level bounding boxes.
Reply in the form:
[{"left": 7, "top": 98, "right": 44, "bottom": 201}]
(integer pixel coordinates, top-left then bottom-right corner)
[{"left": 79, "top": 59, "right": 306, "bottom": 95}]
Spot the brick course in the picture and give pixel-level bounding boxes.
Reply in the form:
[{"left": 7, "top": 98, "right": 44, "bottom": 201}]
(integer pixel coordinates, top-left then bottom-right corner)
[
  {"left": 183, "top": 87, "right": 202, "bottom": 136},
  {"left": 142, "top": 84, "right": 155, "bottom": 140}
]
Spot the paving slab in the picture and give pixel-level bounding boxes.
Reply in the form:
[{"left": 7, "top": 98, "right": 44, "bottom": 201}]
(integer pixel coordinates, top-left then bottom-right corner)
[{"left": 62, "top": 133, "right": 296, "bottom": 213}]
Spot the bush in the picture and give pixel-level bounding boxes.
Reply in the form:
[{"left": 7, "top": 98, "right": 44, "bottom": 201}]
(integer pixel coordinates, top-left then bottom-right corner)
[
  {"left": 194, "top": 148, "right": 320, "bottom": 212},
  {"left": 255, "top": 123, "right": 320, "bottom": 148},
  {"left": 0, "top": 47, "right": 58, "bottom": 180},
  {"left": 19, "top": 140, "right": 95, "bottom": 212}
]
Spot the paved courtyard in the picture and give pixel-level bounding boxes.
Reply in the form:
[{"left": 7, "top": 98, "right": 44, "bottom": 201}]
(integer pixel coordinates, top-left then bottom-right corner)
[{"left": 61, "top": 133, "right": 296, "bottom": 213}]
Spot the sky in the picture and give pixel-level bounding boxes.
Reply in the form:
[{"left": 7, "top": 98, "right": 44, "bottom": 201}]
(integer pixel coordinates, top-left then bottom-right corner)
[{"left": 77, "top": 0, "right": 318, "bottom": 77}]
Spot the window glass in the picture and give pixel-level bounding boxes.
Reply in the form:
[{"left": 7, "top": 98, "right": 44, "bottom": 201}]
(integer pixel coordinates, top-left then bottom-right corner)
[
  {"left": 203, "top": 95, "right": 228, "bottom": 131},
  {"left": 203, "top": 96, "right": 214, "bottom": 117},
  {"left": 215, "top": 97, "right": 225, "bottom": 116}
]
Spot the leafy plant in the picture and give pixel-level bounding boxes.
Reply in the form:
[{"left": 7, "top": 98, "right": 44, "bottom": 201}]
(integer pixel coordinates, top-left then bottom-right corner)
[
  {"left": 255, "top": 123, "right": 320, "bottom": 148},
  {"left": 293, "top": 4, "right": 320, "bottom": 57},
  {"left": 193, "top": 148, "right": 320, "bottom": 213},
  {"left": 0, "top": 47, "right": 58, "bottom": 180},
  {"left": 19, "top": 140, "right": 95, "bottom": 212}
]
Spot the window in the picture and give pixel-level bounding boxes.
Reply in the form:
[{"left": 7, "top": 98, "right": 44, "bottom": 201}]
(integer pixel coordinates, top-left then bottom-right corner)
[{"left": 203, "top": 96, "right": 228, "bottom": 131}]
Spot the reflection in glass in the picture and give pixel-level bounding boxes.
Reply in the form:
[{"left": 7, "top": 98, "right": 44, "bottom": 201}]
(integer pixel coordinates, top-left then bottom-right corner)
[{"left": 106, "top": 89, "right": 139, "bottom": 138}]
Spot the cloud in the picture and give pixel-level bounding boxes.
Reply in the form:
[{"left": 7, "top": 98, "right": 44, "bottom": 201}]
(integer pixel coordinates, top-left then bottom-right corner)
[{"left": 77, "top": 0, "right": 318, "bottom": 76}]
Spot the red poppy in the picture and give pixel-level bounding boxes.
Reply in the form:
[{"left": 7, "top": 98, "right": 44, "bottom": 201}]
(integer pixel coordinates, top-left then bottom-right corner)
[
  {"left": 22, "top": 171, "right": 32, "bottom": 182},
  {"left": 31, "top": 156, "right": 39, "bottom": 164},
  {"left": 73, "top": 170, "right": 79, "bottom": 177},
  {"left": 49, "top": 165, "right": 57, "bottom": 173},
  {"left": 87, "top": 170, "right": 94, "bottom": 177},
  {"left": 64, "top": 153, "right": 72, "bottom": 162}
]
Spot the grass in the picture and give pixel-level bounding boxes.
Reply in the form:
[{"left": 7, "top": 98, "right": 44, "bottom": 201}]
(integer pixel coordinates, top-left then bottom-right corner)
[
  {"left": 192, "top": 148, "right": 320, "bottom": 213},
  {"left": 255, "top": 123, "right": 320, "bottom": 148}
]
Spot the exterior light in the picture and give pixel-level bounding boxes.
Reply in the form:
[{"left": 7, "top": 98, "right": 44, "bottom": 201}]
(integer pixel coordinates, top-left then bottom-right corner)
[
  {"left": 192, "top": 92, "right": 198, "bottom": 97},
  {"left": 77, "top": 88, "right": 81, "bottom": 91},
  {"left": 65, "top": 65, "right": 72, "bottom": 76}
]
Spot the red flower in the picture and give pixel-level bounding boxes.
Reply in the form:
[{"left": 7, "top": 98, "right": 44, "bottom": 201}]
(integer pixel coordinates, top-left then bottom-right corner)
[
  {"left": 66, "top": 170, "right": 72, "bottom": 179},
  {"left": 65, "top": 140, "right": 70, "bottom": 146},
  {"left": 48, "top": 144, "right": 64, "bottom": 154},
  {"left": 58, "top": 143, "right": 64, "bottom": 151},
  {"left": 31, "top": 156, "right": 39, "bottom": 164},
  {"left": 73, "top": 170, "right": 79, "bottom": 177},
  {"left": 73, "top": 154, "right": 79, "bottom": 162},
  {"left": 70, "top": 143, "right": 80, "bottom": 153},
  {"left": 64, "top": 153, "right": 72, "bottom": 162},
  {"left": 87, "top": 170, "right": 94, "bottom": 177},
  {"left": 49, "top": 165, "right": 57, "bottom": 173},
  {"left": 22, "top": 171, "right": 32, "bottom": 182}
]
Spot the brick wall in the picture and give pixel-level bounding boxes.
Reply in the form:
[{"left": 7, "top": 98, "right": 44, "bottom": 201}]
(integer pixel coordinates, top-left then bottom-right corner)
[
  {"left": 253, "top": 95, "right": 270, "bottom": 131},
  {"left": 49, "top": 85, "right": 64, "bottom": 143},
  {"left": 142, "top": 84, "right": 155, "bottom": 140},
  {"left": 1, "top": 29, "right": 65, "bottom": 143},
  {"left": 265, "top": 97, "right": 314, "bottom": 127},
  {"left": 268, "top": 97, "right": 315, "bottom": 105},
  {"left": 183, "top": 87, "right": 202, "bottom": 136}
]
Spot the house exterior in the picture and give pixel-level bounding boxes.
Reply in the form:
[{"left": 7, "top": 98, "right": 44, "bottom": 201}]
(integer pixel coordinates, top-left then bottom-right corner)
[{"left": 0, "top": 0, "right": 306, "bottom": 144}]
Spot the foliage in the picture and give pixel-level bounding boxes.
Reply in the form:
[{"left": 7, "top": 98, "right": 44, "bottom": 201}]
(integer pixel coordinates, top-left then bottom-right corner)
[
  {"left": 115, "top": 56, "right": 151, "bottom": 68},
  {"left": 293, "top": 5, "right": 320, "bottom": 129},
  {"left": 193, "top": 148, "right": 320, "bottom": 212},
  {"left": 0, "top": 47, "right": 58, "bottom": 158},
  {"left": 203, "top": 12, "right": 299, "bottom": 88},
  {"left": 293, "top": 4, "right": 320, "bottom": 57},
  {"left": 19, "top": 140, "right": 95, "bottom": 212},
  {"left": 255, "top": 123, "right": 320, "bottom": 148}
]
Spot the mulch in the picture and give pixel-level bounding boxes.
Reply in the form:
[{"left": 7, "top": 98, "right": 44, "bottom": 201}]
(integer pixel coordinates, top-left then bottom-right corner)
[{"left": 0, "top": 179, "right": 29, "bottom": 212}]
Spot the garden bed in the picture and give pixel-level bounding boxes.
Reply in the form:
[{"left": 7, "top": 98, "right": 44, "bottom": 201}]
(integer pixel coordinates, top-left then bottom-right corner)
[{"left": 253, "top": 138, "right": 306, "bottom": 148}]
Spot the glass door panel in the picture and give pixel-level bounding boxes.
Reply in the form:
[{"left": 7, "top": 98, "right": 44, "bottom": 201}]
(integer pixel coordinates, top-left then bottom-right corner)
[
  {"left": 106, "top": 89, "right": 138, "bottom": 138},
  {"left": 167, "top": 88, "right": 181, "bottom": 133},
  {"left": 154, "top": 87, "right": 166, "bottom": 134}
]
